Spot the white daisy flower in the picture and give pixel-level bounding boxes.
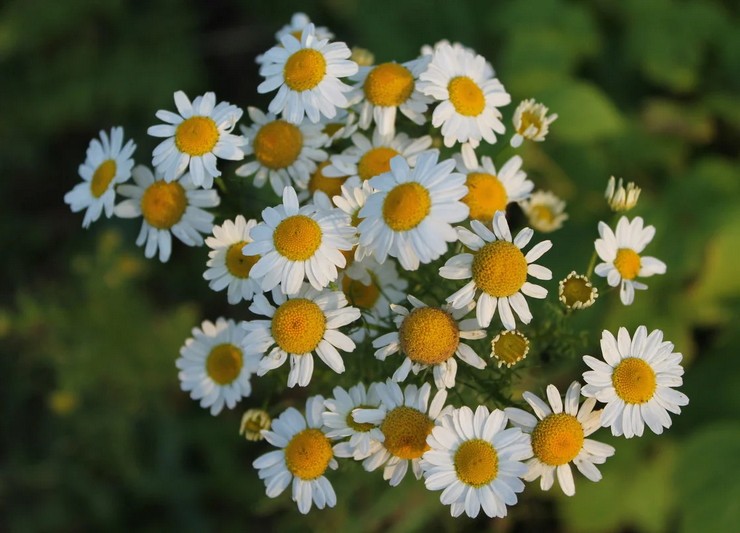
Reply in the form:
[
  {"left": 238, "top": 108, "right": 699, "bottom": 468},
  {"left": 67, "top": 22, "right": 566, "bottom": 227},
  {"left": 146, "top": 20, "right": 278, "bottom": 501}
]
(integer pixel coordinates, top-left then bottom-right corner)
[
  {"left": 322, "top": 383, "right": 385, "bottom": 460},
  {"left": 114, "top": 165, "right": 219, "bottom": 262},
  {"left": 176, "top": 318, "right": 260, "bottom": 416},
  {"left": 324, "top": 128, "right": 432, "bottom": 188},
  {"left": 582, "top": 326, "right": 689, "bottom": 438},
  {"left": 519, "top": 190, "right": 568, "bottom": 233},
  {"left": 65, "top": 127, "right": 136, "bottom": 228},
  {"left": 235, "top": 107, "right": 328, "bottom": 196},
  {"left": 349, "top": 56, "right": 432, "bottom": 135},
  {"left": 354, "top": 380, "right": 451, "bottom": 486},
  {"left": 257, "top": 24, "right": 358, "bottom": 124},
  {"left": 319, "top": 108, "right": 358, "bottom": 147},
  {"left": 372, "top": 295, "right": 486, "bottom": 390},
  {"left": 253, "top": 395, "right": 339, "bottom": 514},
  {"left": 242, "top": 284, "right": 361, "bottom": 388},
  {"left": 417, "top": 42, "right": 510, "bottom": 151},
  {"left": 203, "top": 215, "right": 262, "bottom": 304},
  {"left": 441, "top": 212, "right": 552, "bottom": 329},
  {"left": 148, "top": 91, "right": 244, "bottom": 188},
  {"left": 357, "top": 150, "right": 469, "bottom": 271},
  {"left": 505, "top": 382, "right": 615, "bottom": 496},
  {"left": 420, "top": 40, "right": 495, "bottom": 79},
  {"left": 510, "top": 99, "right": 558, "bottom": 148},
  {"left": 420, "top": 405, "right": 531, "bottom": 518},
  {"left": 243, "top": 186, "right": 355, "bottom": 295},
  {"left": 454, "top": 152, "right": 533, "bottom": 224},
  {"left": 594, "top": 216, "right": 667, "bottom": 305}
]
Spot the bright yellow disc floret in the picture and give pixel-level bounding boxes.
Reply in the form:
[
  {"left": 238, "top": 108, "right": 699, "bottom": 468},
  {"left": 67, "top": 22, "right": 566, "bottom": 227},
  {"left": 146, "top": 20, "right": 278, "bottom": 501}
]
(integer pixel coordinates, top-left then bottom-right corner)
[
  {"left": 342, "top": 276, "right": 380, "bottom": 310},
  {"left": 205, "top": 343, "right": 244, "bottom": 385},
  {"left": 175, "top": 116, "right": 219, "bottom": 156},
  {"left": 382, "top": 182, "right": 431, "bottom": 232},
  {"left": 364, "top": 62, "right": 415, "bottom": 107},
  {"left": 380, "top": 406, "right": 435, "bottom": 460},
  {"left": 284, "top": 49, "right": 327, "bottom": 92},
  {"left": 614, "top": 248, "right": 641, "bottom": 280},
  {"left": 90, "top": 159, "right": 117, "bottom": 198},
  {"left": 253, "top": 120, "right": 303, "bottom": 170},
  {"left": 463, "top": 172, "right": 507, "bottom": 221},
  {"left": 448, "top": 76, "right": 485, "bottom": 116},
  {"left": 357, "top": 147, "right": 400, "bottom": 181},
  {"left": 472, "top": 241, "right": 528, "bottom": 297},
  {"left": 285, "top": 428, "right": 333, "bottom": 480},
  {"left": 612, "top": 357, "right": 657, "bottom": 404},
  {"left": 531, "top": 413, "right": 584, "bottom": 466},
  {"left": 273, "top": 215, "right": 323, "bottom": 261},
  {"left": 225, "top": 241, "right": 259, "bottom": 278},
  {"left": 140, "top": 181, "right": 187, "bottom": 229},
  {"left": 271, "top": 298, "right": 326, "bottom": 355},
  {"left": 399, "top": 307, "right": 459, "bottom": 365},
  {"left": 454, "top": 439, "right": 499, "bottom": 487},
  {"left": 308, "top": 161, "right": 348, "bottom": 198}
]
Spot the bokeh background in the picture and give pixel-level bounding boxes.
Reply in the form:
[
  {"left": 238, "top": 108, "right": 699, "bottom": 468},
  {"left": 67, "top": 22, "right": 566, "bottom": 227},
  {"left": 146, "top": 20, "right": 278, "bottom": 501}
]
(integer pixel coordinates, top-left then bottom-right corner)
[{"left": 1, "top": 0, "right": 739, "bottom": 531}]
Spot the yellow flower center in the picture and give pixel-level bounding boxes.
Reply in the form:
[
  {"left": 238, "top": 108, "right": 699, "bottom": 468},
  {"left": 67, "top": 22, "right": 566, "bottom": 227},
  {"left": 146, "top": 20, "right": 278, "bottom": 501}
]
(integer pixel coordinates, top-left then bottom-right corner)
[
  {"left": 357, "top": 147, "right": 400, "bottom": 181},
  {"left": 175, "top": 116, "right": 219, "bottom": 156},
  {"left": 273, "top": 215, "right": 323, "bottom": 261},
  {"left": 612, "top": 357, "right": 657, "bottom": 404},
  {"left": 90, "top": 159, "right": 117, "bottom": 198},
  {"left": 253, "top": 120, "right": 303, "bottom": 170},
  {"left": 454, "top": 439, "right": 499, "bottom": 487},
  {"left": 382, "top": 182, "right": 431, "bottom": 232},
  {"left": 531, "top": 413, "right": 584, "bottom": 466},
  {"left": 614, "top": 248, "right": 641, "bottom": 280},
  {"left": 140, "top": 181, "right": 187, "bottom": 229},
  {"left": 472, "top": 241, "right": 528, "bottom": 297},
  {"left": 560, "top": 274, "right": 595, "bottom": 308},
  {"left": 381, "top": 406, "right": 435, "bottom": 460},
  {"left": 342, "top": 276, "right": 380, "bottom": 310},
  {"left": 225, "top": 241, "right": 259, "bottom": 278},
  {"left": 205, "top": 343, "right": 244, "bottom": 385},
  {"left": 364, "top": 62, "right": 415, "bottom": 107},
  {"left": 517, "top": 110, "right": 543, "bottom": 136},
  {"left": 491, "top": 330, "right": 529, "bottom": 367},
  {"left": 448, "top": 76, "right": 485, "bottom": 117},
  {"left": 284, "top": 428, "right": 333, "bottom": 480},
  {"left": 346, "top": 405, "right": 376, "bottom": 433},
  {"left": 284, "top": 48, "right": 327, "bottom": 92},
  {"left": 271, "top": 298, "right": 326, "bottom": 354},
  {"left": 399, "top": 307, "right": 459, "bottom": 365},
  {"left": 308, "top": 161, "right": 348, "bottom": 198},
  {"left": 463, "top": 172, "right": 508, "bottom": 222}
]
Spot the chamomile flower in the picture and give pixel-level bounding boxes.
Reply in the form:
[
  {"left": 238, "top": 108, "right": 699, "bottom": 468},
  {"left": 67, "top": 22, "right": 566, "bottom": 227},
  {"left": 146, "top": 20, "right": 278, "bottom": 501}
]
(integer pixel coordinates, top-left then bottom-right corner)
[
  {"left": 420, "top": 40, "right": 495, "bottom": 79},
  {"left": 582, "top": 327, "right": 689, "bottom": 438},
  {"left": 274, "top": 12, "right": 334, "bottom": 43},
  {"left": 349, "top": 56, "right": 432, "bottom": 135},
  {"left": 454, "top": 152, "right": 533, "bottom": 223},
  {"left": 148, "top": 91, "right": 244, "bottom": 188},
  {"left": 519, "top": 190, "right": 568, "bottom": 233},
  {"left": 418, "top": 42, "right": 510, "bottom": 151},
  {"left": 242, "top": 285, "right": 361, "bottom": 388},
  {"left": 114, "top": 165, "right": 219, "bottom": 262},
  {"left": 65, "top": 127, "right": 136, "bottom": 228},
  {"left": 253, "top": 395, "right": 339, "bottom": 514},
  {"left": 354, "top": 380, "right": 451, "bottom": 486},
  {"left": 420, "top": 406, "right": 531, "bottom": 518},
  {"left": 176, "top": 318, "right": 260, "bottom": 416},
  {"left": 372, "top": 295, "right": 486, "bottom": 389},
  {"left": 558, "top": 272, "right": 598, "bottom": 310},
  {"left": 594, "top": 216, "right": 666, "bottom": 305},
  {"left": 319, "top": 109, "right": 358, "bottom": 147},
  {"left": 490, "top": 330, "right": 530, "bottom": 368},
  {"left": 258, "top": 24, "right": 358, "bottom": 124},
  {"left": 510, "top": 99, "right": 558, "bottom": 148},
  {"left": 505, "top": 382, "right": 615, "bottom": 496},
  {"left": 203, "top": 215, "right": 261, "bottom": 304},
  {"left": 240, "top": 408, "right": 271, "bottom": 441},
  {"left": 305, "top": 161, "right": 349, "bottom": 201},
  {"left": 605, "top": 176, "right": 641, "bottom": 213},
  {"left": 235, "top": 107, "right": 328, "bottom": 195},
  {"left": 357, "top": 150, "right": 469, "bottom": 271},
  {"left": 322, "top": 383, "right": 385, "bottom": 460},
  {"left": 324, "top": 128, "right": 432, "bottom": 187},
  {"left": 243, "top": 186, "right": 355, "bottom": 295},
  {"left": 441, "top": 213, "right": 552, "bottom": 330}
]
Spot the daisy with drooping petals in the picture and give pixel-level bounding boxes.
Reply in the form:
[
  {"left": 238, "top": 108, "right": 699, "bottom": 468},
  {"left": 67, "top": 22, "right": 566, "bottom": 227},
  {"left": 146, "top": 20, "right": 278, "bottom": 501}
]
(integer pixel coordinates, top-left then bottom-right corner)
[
  {"left": 235, "top": 107, "right": 328, "bottom": 196},
  {"left": 519, "top": 190, "right": 568, "bottom": 233},
  {"left": 582, "top": 327, "right": 689, "bottom": 438},
  {"left": 372, "top": 295, "right": 486, "bottom": 390},
  {"left": 243, "top": 186, "right": 355, "bottom": 295},
  {"left": 594, "top": 216, "right": 666, "bottom": 305},
  {"left": 357, "top": 150, "right": 469, "bottom": 271},
  {"left": 354, "top": 380, "right": 451, "bottom": 486},
  {"left": 441, "top": 212, "right": 552, "bottom": 329},
  {"left": 203, "top": 215, "right": 262, "bottom": 304},
  {"left": 176, "top": 318, "right": 260, "bottom": 416},
  {"left": 510, "top": 99, "right": 558, "bottom": 148},
  {"left": 454, "top": 152, "right": 533, "bottom": 224},
  {"left": 258, "top": 24, "right": 358, "bottom": 124},
  {"left": 242, "top": 285, "right": 361, "bottom": 388},
  {"left": 420, "top": 405, "right": 531, "bottom": 519},
  {"left": 65, "top": 127, "right": 136, "bottom": 228},
  {"left": 349, "top": 56, "right": 432, "bottom": 135},
  {"left": 322, "top": 383, "right": 385, "bottom": 460},
  {"left": 505, "top": 382, "right": 615, "bottom": 496},
  {"left": 418, "top": 42, "right": 510, "bottom": 152},
  {"left": 148, "top": 91, "right": 244, "bottom": 188},
  {"left": 240, "top": 408, "right": 271, "bottom": 441},
  {"left": 114, "top": 165, "right": 219, "bottom": 262},
  {"left": 253, "top": 395, "right": 339, "bottom": 514}
]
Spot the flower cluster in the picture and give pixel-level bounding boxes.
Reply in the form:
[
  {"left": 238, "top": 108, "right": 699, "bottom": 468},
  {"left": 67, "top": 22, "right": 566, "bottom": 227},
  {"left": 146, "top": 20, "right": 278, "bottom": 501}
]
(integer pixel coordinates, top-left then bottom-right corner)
[{"left": 66, "top": 12, "right": 686, "bottom": 520}]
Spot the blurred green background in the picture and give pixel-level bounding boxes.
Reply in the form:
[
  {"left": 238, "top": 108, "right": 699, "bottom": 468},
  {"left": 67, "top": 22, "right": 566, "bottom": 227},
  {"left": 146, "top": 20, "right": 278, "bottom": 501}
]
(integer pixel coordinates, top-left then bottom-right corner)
[{"left": 1, "top": 0, "right": 739, "bottom": 531}]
